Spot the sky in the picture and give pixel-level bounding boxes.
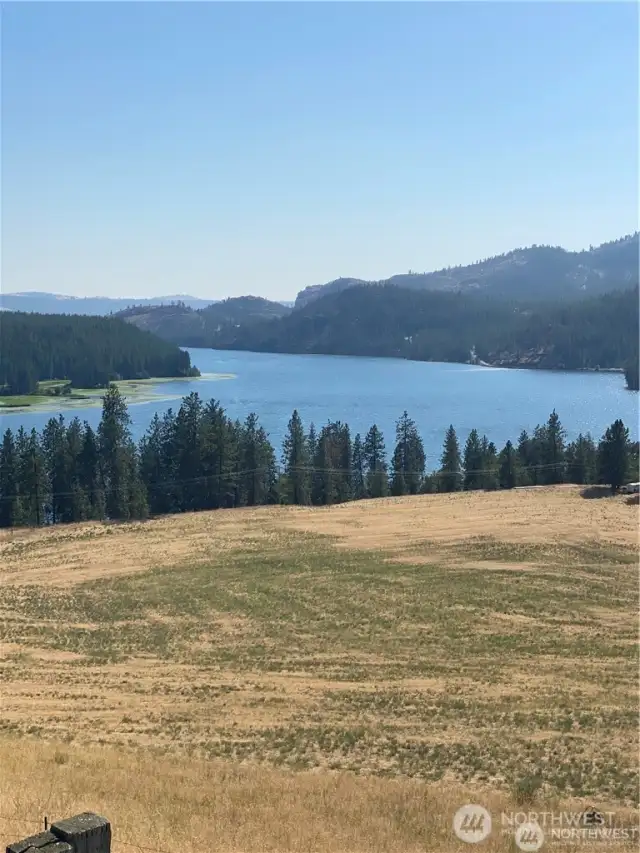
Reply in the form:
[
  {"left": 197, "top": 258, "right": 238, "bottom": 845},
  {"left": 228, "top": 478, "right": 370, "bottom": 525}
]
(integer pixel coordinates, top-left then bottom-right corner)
[{"left": 2, "top": 2, "right": 638, "bottom": 301}]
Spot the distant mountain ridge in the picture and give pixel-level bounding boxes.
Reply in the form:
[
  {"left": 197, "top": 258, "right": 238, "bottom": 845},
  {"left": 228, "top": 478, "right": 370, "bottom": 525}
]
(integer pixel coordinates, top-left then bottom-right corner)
[
  {"left": 2, "top": 232, "right": 636, "bottom": 317},
  {"left": 294, "top": 233, "right": 640, "bottom": 308},
  {"left": 0, "top": 291, "right": 296, "bottom": 315},
  {"left": 0, "top": 292, "right": 218, "bottom": 315}
]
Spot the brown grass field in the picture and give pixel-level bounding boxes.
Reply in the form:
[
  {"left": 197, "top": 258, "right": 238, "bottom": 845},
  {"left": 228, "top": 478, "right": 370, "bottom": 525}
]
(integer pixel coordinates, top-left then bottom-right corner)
[{"left": 1, "top": 486, "right": 638, "bottom": 851}]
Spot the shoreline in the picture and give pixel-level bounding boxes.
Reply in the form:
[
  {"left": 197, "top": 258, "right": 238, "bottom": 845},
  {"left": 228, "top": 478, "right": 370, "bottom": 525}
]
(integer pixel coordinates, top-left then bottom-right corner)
[
  {"left": 202, "top": 346, "right": 634, "bottom": 385},
  {"left": 0, "top": 372, "right": 236, "bottom": 415}
]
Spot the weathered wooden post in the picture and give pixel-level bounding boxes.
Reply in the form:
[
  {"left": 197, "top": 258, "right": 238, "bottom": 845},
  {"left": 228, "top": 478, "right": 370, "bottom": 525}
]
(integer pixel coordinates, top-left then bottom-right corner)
[{"left": 6, "top": 813, "right": 111, "bottom": 853}]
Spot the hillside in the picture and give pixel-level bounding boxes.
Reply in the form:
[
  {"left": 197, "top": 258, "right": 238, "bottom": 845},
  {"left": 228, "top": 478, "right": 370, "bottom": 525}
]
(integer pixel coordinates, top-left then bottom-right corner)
[
  {"left": 295, "top": 233, "right": 640, "bottom": 308},
  {"left": 1, "top": 487, "right": 638, "bottom": 853},
  {"left": 118, "top": 295, "right": 292, "bottom": 346},
  {"left": 202, "top": 283, "right": 640, "bottom": 376},
  {"left": 0, "top": 311, "right": 199, "bottom": 396}
]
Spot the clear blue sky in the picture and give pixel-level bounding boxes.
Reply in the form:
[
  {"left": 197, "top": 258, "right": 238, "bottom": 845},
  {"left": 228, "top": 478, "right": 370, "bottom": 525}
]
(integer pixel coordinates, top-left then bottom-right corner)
[{"left": 2, "top": 1, "right": 638, "bottom": 301}]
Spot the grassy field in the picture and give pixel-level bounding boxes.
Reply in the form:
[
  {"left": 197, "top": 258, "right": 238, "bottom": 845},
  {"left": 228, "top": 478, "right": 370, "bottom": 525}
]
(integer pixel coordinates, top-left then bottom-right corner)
[
  {"left": 0, "top": 373, "right": 235, "bottom": 412},
  {"left": 0, "top": 486, "right": 638, "bottom": 851}
]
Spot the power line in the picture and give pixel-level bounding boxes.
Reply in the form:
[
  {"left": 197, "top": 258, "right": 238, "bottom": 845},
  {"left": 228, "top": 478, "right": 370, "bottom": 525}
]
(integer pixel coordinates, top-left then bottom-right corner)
[{"left": 0, "top": 459, "right": 574, "bottom": 504}]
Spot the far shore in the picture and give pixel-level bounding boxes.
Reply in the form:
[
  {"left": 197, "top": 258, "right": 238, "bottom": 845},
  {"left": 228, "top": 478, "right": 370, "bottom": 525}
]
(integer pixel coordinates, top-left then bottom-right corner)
[{"left": 0, "top": 372, "right": 236, "bottom": 415}]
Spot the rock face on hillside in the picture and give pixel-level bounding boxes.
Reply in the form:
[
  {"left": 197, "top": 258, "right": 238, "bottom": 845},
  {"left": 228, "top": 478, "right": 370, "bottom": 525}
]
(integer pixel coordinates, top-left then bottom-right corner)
[{"left": 294, "top": 233, "right": 639, "bottom": 308}]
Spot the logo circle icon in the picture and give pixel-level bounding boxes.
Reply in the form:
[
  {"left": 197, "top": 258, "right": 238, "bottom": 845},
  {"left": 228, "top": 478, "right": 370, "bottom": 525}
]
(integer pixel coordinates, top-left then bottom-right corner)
[
  {"left": 515, "top": 821, "right": 545, "bottom": 851},
  {"left": 453, "top": 804, "right": 492, "bottom": 844}
]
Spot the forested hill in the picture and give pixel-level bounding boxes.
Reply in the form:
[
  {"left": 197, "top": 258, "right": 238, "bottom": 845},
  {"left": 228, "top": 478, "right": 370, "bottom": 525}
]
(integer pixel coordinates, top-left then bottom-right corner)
[
  {"left": 118, "top": 296, "right": 292, "bottom": 346},
  {"left": 295, "top": 233, "right": 639, "bottom": 308},
  {"left": 205, "top": 284, "right": 639, "bottom": 380},
  {"left": 0, "top": 312, "right": 199, "bottom": 395}
]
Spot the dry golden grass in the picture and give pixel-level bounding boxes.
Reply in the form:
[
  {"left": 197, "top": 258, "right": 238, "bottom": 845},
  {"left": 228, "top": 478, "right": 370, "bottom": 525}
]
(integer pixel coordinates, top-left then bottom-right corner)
[
  {"left": 1, "top": 487, "right": 638, "bottom": 851},
  {"left": 278, "top": 484, "right": 639, "bottom": 549},
  {"left": 1, "top": 485, "right": 635, "bottom": 588},
  {"left": 1, "top": 738, "right": 638, "bottom": 853}
]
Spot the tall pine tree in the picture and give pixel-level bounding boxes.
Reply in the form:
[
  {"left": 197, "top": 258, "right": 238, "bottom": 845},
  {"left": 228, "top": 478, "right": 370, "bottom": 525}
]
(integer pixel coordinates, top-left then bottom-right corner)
[
  {"left": 0, "top": 429, "right": 19, "bottom": 528},
  {"left": 565, "top": 433, "right": 597, "bottom": 485},
  {"left": 463, "top": 429, "right": 484, "bottom": 490},
  {"left": 98, "top": 385, "right": 148, "bottom": 519},
  {"left": 598, "top": 419, "right": 629, "bottom": 492},
  {"left": 363, "top": 425, "right": 388, "bottom": 498},
  {"left": 390, "top": 411, "right": 425, "bottom": 495},
  {"left": 282, "top": 409, "right": 310, "bottom": 505},
  {"left": 351, "top": 433, "right": 366, "bottom": 500},
  {"left": 498, "top": 440, "right": 518, "bottom": 489},
  {"left": 439, "top": 425, "right": 462, "bottom": 492}
]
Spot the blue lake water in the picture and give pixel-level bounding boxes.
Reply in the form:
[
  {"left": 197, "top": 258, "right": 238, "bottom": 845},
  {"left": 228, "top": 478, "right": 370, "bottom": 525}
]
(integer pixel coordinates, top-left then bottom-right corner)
[{"left": 2, "top": 349, "right": 638, "bottom": 465}]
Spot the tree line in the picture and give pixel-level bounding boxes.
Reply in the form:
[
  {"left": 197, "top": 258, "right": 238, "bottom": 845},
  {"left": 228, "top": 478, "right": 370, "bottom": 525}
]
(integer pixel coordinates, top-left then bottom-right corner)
[
  {"left": 0, "top": 312, "right": 199, "bottom": 396},
  {"left": 0, "top": 387, "right": 637, "bottom": 528}
]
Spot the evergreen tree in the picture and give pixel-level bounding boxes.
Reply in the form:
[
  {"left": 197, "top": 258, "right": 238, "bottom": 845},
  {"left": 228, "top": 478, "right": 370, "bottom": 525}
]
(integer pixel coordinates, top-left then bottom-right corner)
[
  {"left": 239, "top": 413, "right": 277, "bottom": 506},
  {"left": 598, "top": 419, "right": 630, "bottom": 492},
  {"left": 498, "top": 440, "right": 518, "bottom": 489},
  {"left": 528, "top": 425, "right": 548, "bottom": 486},
  {"left": 539, "top": 410, "right": 566, "bottom": 485},
  {"left": 390, "top": 411, "right": 425, "bottom": 495},
  {"left": 79, "top": 423, "right": 105, "bottom": 519},
  {"left": 0, "top": 429, "right": 19, "bottom": 528},
  {"left": 256, "top": 425, "right": 278, "bottom": 504},
  {"left": 565, "top": 433, "right": 597, "bottom": 485},
  {"left": 311, "top": 421, "right": 352, "bottom": 505},
  {"left": 139, "top": 413, "right": 170, "bottom": 515},
  {"left": 98, "top": 385, "right": 147, "bottom": 519},
  {"left": 42, "top": 415, "right": 71, "bottom": 524},
  {"left": 334, "top": 421, "right": 353, "bottom": 504},
  {"left": 363, "top": 424, "right": 388, "bottom": 498},
  {"left": 351, "top": 433, "right": 366, "bottom": 500},
  {"left": 156, "top": 409, "right": 180, "bottom": 513},
  {"left": 281, "top": 409, "right": 310, "bottom": 505},
  {"left": 480, "top": 436, "right": 499, "bottom": 490},
  {"left": 200, "top": 399, "right": 239, "bottom": 509},
  {"left": 66, "top": 418, "right": 89, "bottom": 522},
  {"left": 173, "top": 392, "right": 205, "bottom": 511},
  {"left": 15, "top": 428, "right": 46, "bottom": 526},
  {"left": 307, "top": 423, "right": 318, "bottom": 462},
  {"left": 307, "top": 423, "right": 320, "bottom": 504},
  {"left": 311, "top": 427, "right": 333, "bottom": 505},
  {"left": 463, "top": 429, "right": 484, "bottom": 490},
  {"left": 516, "top": 430, "right": 533, "bottom": 486},
  {"left": 439, "top": 425, "right": 463, "bottom": 492}
]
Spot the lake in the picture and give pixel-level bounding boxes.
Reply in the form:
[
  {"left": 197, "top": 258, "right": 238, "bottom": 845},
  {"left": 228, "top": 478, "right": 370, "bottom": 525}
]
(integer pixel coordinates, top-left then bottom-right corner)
[{"left": 1, "top": 348, "right": 638, "bottom": 464}]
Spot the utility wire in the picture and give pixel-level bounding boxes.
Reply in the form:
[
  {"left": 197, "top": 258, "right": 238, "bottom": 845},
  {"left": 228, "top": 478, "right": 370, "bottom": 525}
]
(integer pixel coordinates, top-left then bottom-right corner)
[{"left": 0, "top": 459, "right": 571, "bottom": 503}]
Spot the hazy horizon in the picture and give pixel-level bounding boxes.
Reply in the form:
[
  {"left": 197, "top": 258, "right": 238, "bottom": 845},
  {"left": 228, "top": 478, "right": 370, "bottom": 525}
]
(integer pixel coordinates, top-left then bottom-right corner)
[
  {"left": 2, "top": 227, "right": 638, "bottom": 303},
  {"left": 3, "top": 2, "right": 638, "bottom": 301}
]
